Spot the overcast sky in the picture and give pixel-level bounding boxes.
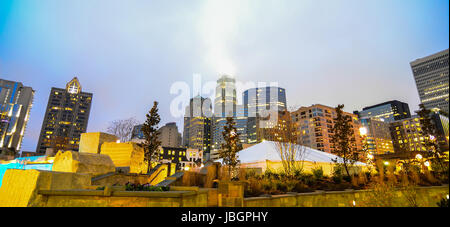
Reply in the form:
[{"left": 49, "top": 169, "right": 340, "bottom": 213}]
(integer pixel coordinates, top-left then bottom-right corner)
[{"left": 0, "top": 0, "right": 449, "bottom": 152}]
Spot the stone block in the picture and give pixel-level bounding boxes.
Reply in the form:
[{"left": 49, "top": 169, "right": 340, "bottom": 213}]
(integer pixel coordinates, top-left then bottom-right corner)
[
  {"left": 101, "top": 142, "right": 147, "bottom": 174},
  {"left": 79, "top": 132, "right": 118, "bottom": 154},
  {"left": 52, "top": 151, "right": 116, "bottom": 176},
  {"left": 0, "top": 169, "right": 91, "bottom": 207}
]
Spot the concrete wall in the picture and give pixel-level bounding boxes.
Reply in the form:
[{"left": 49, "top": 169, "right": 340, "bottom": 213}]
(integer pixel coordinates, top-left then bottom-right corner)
[
  {"left": 1, "top": 169, "right": 447, "bottom": 207},
  {"left": 38, "top": 188, "right": 209, "bottom": 207},
  {"left": 243, "top": 186, "right": 449, "bottom": 207}
]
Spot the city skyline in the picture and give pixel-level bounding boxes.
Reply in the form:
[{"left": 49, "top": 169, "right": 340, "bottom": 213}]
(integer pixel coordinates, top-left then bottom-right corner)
[{"left": 0, "top": 0, "right": 449, "bottom": 152}]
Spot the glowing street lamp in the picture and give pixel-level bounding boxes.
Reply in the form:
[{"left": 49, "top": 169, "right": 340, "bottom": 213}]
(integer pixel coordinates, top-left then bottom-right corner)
[
  {"left": 384, "top": 161, "right": 389, "bottom": 166},
  {"left": 359, "top": 127, "right": 368, "bottom": 137},
  {"left": 424, "top": 161, "right": 430, "bottom": 167},
  {"left": 415, "top": 154, "right": 423, "bottom": 160}
]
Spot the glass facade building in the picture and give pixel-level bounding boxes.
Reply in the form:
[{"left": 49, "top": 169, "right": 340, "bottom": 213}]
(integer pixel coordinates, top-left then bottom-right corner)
[
  {"left": 356, "top": 100, "right": 411, "bottom": 123},
  {"left": 410, "top": 49, "right": 449, "bottom": 113},
  {"left": 182, "top": 96, "right": 212, "bottom": 160},
  {"left": 0, "top": 79, "right": 34, "bottom": 154},
  {"left": 243, "top": 87, "right": 287, "bottom": 144}
]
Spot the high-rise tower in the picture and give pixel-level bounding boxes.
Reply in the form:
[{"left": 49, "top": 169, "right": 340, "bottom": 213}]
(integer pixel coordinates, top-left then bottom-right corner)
[
  {"left": 410, "top": 49, "right": 449, "bottom": 112},
  {"left": 0, "top": 79, "right": 34, "bottom": 155},
  {"left": 36, "top": 77, "right": 93, "bottom": 154}
]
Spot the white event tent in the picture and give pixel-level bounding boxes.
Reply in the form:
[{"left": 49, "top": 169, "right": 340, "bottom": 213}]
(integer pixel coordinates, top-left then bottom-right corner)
[{"left": 234, "top": 141, "right": 366, "bottom": 175}]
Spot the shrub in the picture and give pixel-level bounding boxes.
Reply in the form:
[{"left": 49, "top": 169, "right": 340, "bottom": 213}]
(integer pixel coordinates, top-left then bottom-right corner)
[
  {"left": 343, "top": 175, "right": 352, "bottom": 183},
  {"left": 275, "top": 181, "right": 287, "bottom": 193},
  {"left": 244, "top": 178, "right": 264, "bottom": 197},
  {"left": 294, "top": 182, "right": 313, "bottom": 193},
  {"left": 332, "top": 167, "right": 343, "bottom": 184},
  {"left": 300, "top": 173, "right": 315, "bottom": 186},
  {"left": 262, "top": 180, "right": 273, "bottom": 194},
  {"left": 124, "top": 182, "right": 169, "bottom": 191},
  {"left": 437, "top": 197, "right": 449, "bottom": 207},
  {"left": 312, "top": 167, "right": 324, "bottom": 180},
  {"left": 293, "top": 169, "right": 303, "bottom": 179}
]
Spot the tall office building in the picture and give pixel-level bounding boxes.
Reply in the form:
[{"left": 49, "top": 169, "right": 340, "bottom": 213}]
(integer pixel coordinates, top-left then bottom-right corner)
[
  {"left": 243, "top": 87, "right": 287, "bottom": 144},
  {"left": 36, "top": 77, "right": 93, "bottom": 154},
  {"left": 0, "top": 79, "right": 34, "bottom": 154},
  {"left": 355, "top": 100, "right": 411, "bottom": 123},
  {"left": 410, "top": 49, "right": 449, "bottom": 112},
  {"left": 214, "top": 75, "right": 237, "bottom": 117},
  {"left": 291, "top": 104, "right": 364, "bottom": 154},
  {"left": 211, "top": 75, "right": 238, "bottom": 160},
  {"left": 243, "top": 87, "right": 287, "bottom": 117},
  {"left": 183, "top": 96, "right": 212, "bottom": 160}
]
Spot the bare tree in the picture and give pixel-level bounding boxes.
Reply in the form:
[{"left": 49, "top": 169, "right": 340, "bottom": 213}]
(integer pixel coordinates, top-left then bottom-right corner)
[
  {"left": 266, "top": 109, "right": 307, "bottom": 176},
  {"left": 106, "top": 117, "right": 139, "bottom": 142}
]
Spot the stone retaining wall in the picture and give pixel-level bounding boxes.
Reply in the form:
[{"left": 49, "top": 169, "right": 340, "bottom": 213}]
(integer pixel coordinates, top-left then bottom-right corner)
[
  {"left": 38, "top": 188, "right": 209, "bottom": 207},
  {"left": 243, "top": 186, "right": 449, "bottom": 207}
]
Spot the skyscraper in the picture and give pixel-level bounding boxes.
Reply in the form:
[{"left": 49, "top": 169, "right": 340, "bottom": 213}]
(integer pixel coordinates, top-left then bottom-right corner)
[
  {"left": 182, "top": 96, "right": 212, "bottom": 160},
  {"left": 243, "top": 87, "right": 287, "bottom": 118},
  {"left": 410, "top": 49, "right": 449, "bottom": 112},
  {"left": 0, "top": 79, "right": 34, "bottom": 155},
  {"left": 211, "top": 75, "right": 237, "bottom": 160},
  {"left": 355, "top": 100, "right": 411, "bottom": 123},
  {"left": 243, "top": 86, "right": 287, "bottom": 144},
  {"left": 36, "top": 77, "right": 93, "bottom": 154}
]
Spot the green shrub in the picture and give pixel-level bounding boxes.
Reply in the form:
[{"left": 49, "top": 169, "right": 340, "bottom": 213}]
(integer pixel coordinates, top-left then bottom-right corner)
[
  {"left": 437, "top": 197, "right": 449, "bottom": 207},
  {"left": 275, "top": 181, "right": 287, "bottom": 193},
  {"left": 300, "top": 173, "right": 315, "bottom": 186},
  {"left": 294, "top": 182, "right": 313, "bottom": 193},
  {"left": 332, "top": 166, "right": 343, "bottom": 184},
  {"left": 312, "top": 167, "right": 324, "bottom": 180},
  {"left": 124, "top": 183, "right": 169, "bottom": 191}
]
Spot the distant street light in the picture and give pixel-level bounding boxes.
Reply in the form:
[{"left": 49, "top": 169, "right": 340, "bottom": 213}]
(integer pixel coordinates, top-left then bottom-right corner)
[
  {"left": 359, "top": 127, "right": 368, "bottom": 137},
  {"left": 416, "top": 154, "right": 423, "bottom": 160}
]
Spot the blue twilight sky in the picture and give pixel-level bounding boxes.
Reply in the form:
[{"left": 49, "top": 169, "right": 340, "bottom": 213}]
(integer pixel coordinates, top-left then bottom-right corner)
[{"left": 0, "top": 0, "right": 449, "bottom": 152}]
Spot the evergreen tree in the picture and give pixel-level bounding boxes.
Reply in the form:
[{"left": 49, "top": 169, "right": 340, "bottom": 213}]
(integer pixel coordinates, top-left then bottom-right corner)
[
  {"left": 142, "top": 101, "right": 161, "bottom": 174},
  {"left": 330, "top": 104, "right": 359, "bottom": 178},
  {"left": 219, "top": 117, "right": 242, "bottom": 179},
  {"left": 416, "top": 104, "right": 447, "bottom": 173}
]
